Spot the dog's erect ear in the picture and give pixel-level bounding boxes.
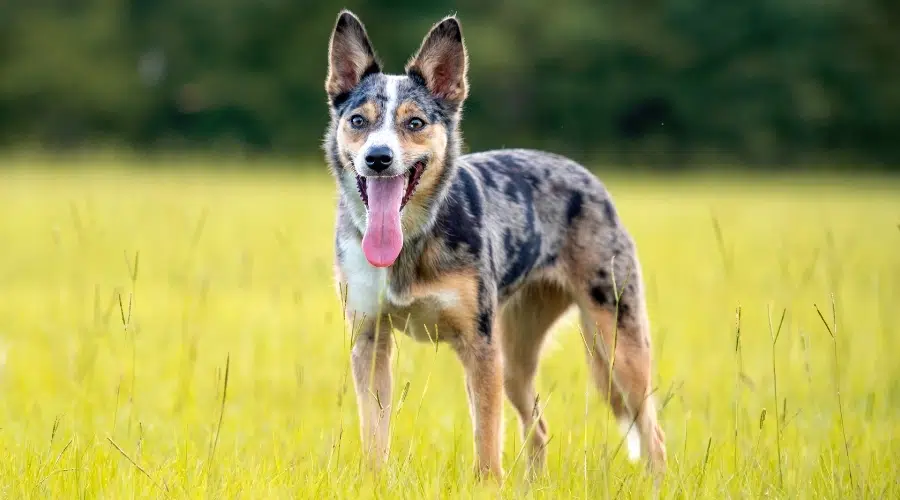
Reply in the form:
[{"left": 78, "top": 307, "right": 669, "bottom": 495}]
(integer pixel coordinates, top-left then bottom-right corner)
[
  {"left": 326, "top": 10, "right": 381, "bottom": 102},
  {"left": 405, "top": 16, "right": 468, "bottom": 105}
]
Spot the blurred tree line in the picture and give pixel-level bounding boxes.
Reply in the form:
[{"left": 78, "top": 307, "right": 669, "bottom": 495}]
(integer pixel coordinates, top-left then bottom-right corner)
[{"left": 2, "top": 0, "right": 899, "bottom": 169}]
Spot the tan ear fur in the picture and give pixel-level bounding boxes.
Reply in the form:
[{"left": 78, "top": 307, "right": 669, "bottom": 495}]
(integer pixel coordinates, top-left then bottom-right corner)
[
  {"left": 326, "top": 10, "right": 381, "bottom": 100},
  {"left": 405, "top": 16, "right": 469, "bottom": 104}
]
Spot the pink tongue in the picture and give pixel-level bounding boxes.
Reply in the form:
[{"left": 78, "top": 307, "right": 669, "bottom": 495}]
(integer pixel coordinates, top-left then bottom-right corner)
[{"left": 362, "top": 176, "right": 405, "bottom": 267}]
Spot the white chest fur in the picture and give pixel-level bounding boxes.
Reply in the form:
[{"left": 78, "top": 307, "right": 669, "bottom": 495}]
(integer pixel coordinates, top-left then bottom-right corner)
[
  {"left": 338, "top": 236, "right": 389, "bottom": 318},
  {"left": 337, "top": 236, "right": 461, "bottom": 321}
]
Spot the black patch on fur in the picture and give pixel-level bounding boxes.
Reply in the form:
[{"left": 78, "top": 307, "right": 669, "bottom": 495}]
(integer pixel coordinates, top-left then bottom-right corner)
[
  {"left": 406, "top": 68, "right": 427, "bottom": 87},
  {"left": 457, "top": 168, "right": 483, "bottom": 221},
  {"left": 492, "top": 152, "right": 520, "bottom": 171},
  {"left": 361, "top": 61, "right": 381, "bottom": 81},
  {"left": 438, "top": 168, "right": 483, "bottom": 255},
  {"left": 476, "top": 279, "right": 493, "bottom": 340},
  {"left": 331, "top": 92, "right": 351, "bottom": 109},
  {"left": 495, "top": 153, "right": 543, "bottom": 188},
  {"left": 589, "top": 285, "right": 610, "bottom": 307},
  {"left": 477, "top": 308, "right": 492, "bottom": 340},
  {"left": 434, "top": 18, "right": 464, "bottom": 43},
  {"left": 439, "top": 205, "right": 481, "bottom": 255},
  {"left": 590, "top": 282, "right": 633, "bottom": 321},
  {"left": 614, "top": 301, "right": 632, "bottom": 324},
  {"left": 467, "top": 154, "right": 545, "bottom": 295},
  {"left": 596, "top": 268, "right": 609, "bottom": 282},
  {"left": 602, "top": 199, "right": 618, "bottom": 224},
  {"left": 487, "top": 241, "right": 497, "bottom": 276},
  {"left": 590, "top": 263, "right": 635, "bottom": 326},
  {"left": 481, "top": 168, "right": 498, "bottom": 189},
  {"left": 522, "top": 171, "right": 542, "bottom": 189},
  {"left": 566, "top": 191, "right": 583, "bottom": 224},
  {"left": 499, "top": 228, "right": 542, "bottom": 292},
  {"left": 620, "top": 280, "right": 636, "bottom": 303},
  {"left": 503, "top": 181, "right": 519, "bottom": 202},
  {"left": 542, "top": 252, "right": 558, "bottom": 267},
  {"left": 501, "top": 229, "right": 515, "bottom": 261},
  {"left": 332, "top": 74, "right": 382, "bottom": 115},
  {"left": 334, "top": 12, "right": 353, "bottom": 30}
]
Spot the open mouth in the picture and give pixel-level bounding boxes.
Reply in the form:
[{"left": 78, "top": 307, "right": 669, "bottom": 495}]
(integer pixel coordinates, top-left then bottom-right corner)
[
  {"left": 355, "top": 160, "right": 426, "bottom": 210},
  {"left": 354, "top": 160, "right": 426, "bottom": 268}
]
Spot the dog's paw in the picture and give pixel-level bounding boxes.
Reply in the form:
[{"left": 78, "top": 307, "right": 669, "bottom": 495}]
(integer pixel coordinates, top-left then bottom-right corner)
[{"left": 473, "top": 462, "right": 504, "bottom": 483}]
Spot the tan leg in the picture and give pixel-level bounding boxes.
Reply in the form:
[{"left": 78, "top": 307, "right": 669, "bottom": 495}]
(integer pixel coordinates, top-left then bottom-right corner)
[
  {"left": 579, "top": 306, "right": 666, "bottom": 475},
  {"left": 454, "top": 334, "right": 504, "bottom": 480},
  {"left": 351, "top": 317, "right": 394, "bottom": 470},
  {"left": 500, "top": 282, "right": 572, "bottom": 475},
  {"left": 557, "top": 183, "right": 667, "bottom": 481}
]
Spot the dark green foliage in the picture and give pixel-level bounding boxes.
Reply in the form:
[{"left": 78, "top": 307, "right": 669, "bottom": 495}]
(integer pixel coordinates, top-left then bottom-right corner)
[{"left": 1, "top": 0, "right": 898, "bottom": 169}]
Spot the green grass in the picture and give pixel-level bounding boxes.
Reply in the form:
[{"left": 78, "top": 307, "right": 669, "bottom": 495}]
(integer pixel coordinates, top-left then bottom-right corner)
[{"left": 1, "top": 160, "right": 898, "bottom": 498}]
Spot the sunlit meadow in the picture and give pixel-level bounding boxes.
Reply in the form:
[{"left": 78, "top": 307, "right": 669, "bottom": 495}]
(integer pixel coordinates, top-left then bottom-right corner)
[{"left": 1, "top": 157, "right": 898, "bottom": 498}]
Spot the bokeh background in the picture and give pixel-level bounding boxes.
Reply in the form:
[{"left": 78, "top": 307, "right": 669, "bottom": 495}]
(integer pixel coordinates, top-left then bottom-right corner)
[
  {"left": 2, "top": 2, "right": 899, "bottom": 498},
  {"left": 3, "top": 0, "right": 899, "bottom": 169}
]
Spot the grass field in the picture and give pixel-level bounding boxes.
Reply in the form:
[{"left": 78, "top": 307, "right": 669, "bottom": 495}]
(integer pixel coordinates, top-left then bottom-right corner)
[{"left": 0, "top": 159, "right": 898, "bottom": 498}]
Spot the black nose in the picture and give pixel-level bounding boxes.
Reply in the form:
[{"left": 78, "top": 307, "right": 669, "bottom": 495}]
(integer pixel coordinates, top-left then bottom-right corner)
[{"left": 364, "top": 146, "right": 393, "bottom": 172}]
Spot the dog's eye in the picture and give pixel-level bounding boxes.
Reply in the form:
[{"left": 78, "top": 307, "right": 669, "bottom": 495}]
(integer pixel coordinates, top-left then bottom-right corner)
[
  {"left": 349, "top": 115, "right": 367, "bottom": 129},
  {"left": 406, "top": 118, "right": 425, "bottom": 131}
]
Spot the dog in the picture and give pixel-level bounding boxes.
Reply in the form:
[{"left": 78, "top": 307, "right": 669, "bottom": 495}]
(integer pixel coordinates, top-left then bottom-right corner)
[{"left": 323, "top": 10, "right": 667, "bottom": 480}]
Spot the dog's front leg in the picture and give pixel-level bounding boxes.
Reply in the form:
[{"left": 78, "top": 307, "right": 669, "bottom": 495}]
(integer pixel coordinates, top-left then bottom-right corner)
[
  {"left": 454, "top": 327, "right": 504, "bottom": 480},
  {"left": 351, "top": 317, "right": 393, "bottom": 470}
]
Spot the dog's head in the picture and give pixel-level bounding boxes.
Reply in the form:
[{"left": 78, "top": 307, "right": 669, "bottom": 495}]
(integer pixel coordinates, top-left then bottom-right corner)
[{"left": 323, "top": 10, "right": 468, "bottom": 268}]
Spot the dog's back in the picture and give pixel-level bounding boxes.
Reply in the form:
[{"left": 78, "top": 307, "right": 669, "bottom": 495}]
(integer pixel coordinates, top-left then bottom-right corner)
[{"left": 438, "top": 147, "right": 639, "bottom": 308}]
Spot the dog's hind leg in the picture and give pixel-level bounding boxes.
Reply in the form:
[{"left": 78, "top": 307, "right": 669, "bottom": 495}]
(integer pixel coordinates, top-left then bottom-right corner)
[
  {"left": 500, "top": 281, "right": 572, "bottom": 475},
  {"left": 576, "top": 295, "right": 667, "bottom": 476},
  {"left": 561, "top": 201, "right": 667, "bottom": 477},
  {"left": 351, "top": 316, "right": 394, "bottom": 470}
]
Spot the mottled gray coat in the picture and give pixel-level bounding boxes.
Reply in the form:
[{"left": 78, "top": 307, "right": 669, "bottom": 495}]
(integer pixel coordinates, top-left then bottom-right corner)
[{"left": 323, "top": 9, "right": 667, "bottom": 481}]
